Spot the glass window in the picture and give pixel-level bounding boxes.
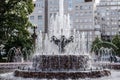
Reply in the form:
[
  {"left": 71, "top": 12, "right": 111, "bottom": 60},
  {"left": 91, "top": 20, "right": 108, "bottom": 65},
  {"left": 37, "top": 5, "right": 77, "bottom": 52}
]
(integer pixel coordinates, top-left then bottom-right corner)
[
  {"left": 30, "top": 16, "right": 34, "bottom": 20},
  {"left": 68, "top": 0, "right": 73, "bottom": 10},
  {"left": 76, "top": 0, "right": 84, "bottom": 3},
  {"left": 75, "top": 12, "right": 79, "bottom": 16},
  {"left": 38, "top": 9, "right": 42, "bottom": 13},
  {"left": 38, "top": 15, "right": 42, "bottom": 20},
  {"left": 80, "top": 6, "right": 83, "bottom": 10},
  {"left": 38, "top": 21, "right": 43, "bottom": 25}
]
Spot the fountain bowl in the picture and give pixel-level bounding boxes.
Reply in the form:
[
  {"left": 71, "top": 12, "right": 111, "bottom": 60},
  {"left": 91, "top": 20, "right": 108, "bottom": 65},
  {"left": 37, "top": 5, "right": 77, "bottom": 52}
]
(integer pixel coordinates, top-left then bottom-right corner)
[
  {"left": 14, "top": 69, "right": 111, "bottom": 79},
  {"left": 14, "top": 55, "right": 111, "bottom": 79}
]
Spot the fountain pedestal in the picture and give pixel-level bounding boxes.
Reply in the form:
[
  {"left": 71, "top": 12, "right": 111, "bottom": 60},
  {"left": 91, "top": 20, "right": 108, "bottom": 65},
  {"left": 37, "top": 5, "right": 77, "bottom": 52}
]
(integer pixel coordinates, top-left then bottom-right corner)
[{"left": 32, "top": 55, "right": 89, "bottom": 71}]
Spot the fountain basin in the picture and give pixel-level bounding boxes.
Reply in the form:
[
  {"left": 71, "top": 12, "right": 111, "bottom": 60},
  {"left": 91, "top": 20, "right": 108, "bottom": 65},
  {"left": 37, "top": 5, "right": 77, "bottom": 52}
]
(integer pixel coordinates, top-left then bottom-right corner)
[
  {"left": 14, "top": 55, "right": 111, "bottom": 79},
  {"left": 14, "top": 69, "right": 111, "bottom": 79},
  {"left": 94, "top": 62, "right": 120, "bottom": 70}
]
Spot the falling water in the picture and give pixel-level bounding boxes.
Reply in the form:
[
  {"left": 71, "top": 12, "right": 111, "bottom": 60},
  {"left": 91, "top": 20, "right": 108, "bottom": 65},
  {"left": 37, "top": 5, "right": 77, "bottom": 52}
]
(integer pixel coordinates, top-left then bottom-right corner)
[
  {"left": 49, "top": 0, "right": 71, "bottom": 38},
  {"left": 34, "top": 0, "right": 89, "bottom": 55},
  {"left": 34, "top": 31, "right": 88, "bottom": 55},
  {"left": 34, "top": 31, "right": 43, "bottom": 55},
  {"left": 7, "top": 47, "right": 24, "bottom": 62},
  {"left": 98, "top": 47, "right": 113, "bottom": 62}
]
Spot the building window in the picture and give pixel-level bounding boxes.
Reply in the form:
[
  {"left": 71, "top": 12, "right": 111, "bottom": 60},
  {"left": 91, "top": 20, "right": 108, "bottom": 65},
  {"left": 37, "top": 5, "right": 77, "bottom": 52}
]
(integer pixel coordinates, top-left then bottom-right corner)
[
  {"left": 68, "top": 0, "right": 73, "bottom": 10},
  {"left": 76, "top": 0, "right": 84, "bottom": 2},
  {"left": 38, "top": 15, "right": 42, "bottom": 20},
  {"left": 85, "top": 0, "right": 92, "bottom": 2},
  {"left": 80, "top": 6, "right": 83, "bottom": 10},
  {"left": 75, "top": 12, "right": 79, "bottom": 16},
  {"left": 38, "top": 20, "right": 43, "bottom": 31},
  {"left": 80, "top": 5, "right": 92, "bottom": 10},
  {"left": 38, "top": 21, "right": 43, "bottom": 26},
  {"left": 30, "top": 16, "right": 34, "bottom": 20},
  {"left": 38, "top": 9, "right": 42, "bottom": 13}
]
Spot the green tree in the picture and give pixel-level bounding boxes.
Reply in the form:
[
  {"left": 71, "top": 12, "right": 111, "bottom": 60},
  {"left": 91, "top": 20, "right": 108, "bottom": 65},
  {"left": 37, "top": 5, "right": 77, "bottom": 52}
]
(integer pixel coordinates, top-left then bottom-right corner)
[
  {"left": 91, "top": 37, "right": 118, "bottom": 55},
  {"left": 0, "top": 0, "right": 34, "bottom": 43},
  {"left": 91, "top": 36, "right": 102, "bottom": 54},
  {"left": 0, "top": 0, "right": 34, "bottom": 59},
  {"left": 112, "top": 35, "right": 120, "bottom": 56}
]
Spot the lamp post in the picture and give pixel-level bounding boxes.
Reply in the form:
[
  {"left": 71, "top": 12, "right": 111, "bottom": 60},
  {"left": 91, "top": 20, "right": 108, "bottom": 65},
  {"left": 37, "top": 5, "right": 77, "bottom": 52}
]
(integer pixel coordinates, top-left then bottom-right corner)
[{"left": 32, "top": 26, "right": 37, "bottom": 50}]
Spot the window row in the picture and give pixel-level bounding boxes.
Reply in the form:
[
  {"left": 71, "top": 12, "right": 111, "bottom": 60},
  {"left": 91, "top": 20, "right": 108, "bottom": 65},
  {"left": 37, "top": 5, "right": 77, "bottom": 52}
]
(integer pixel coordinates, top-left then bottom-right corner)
[
  {"left": 100, "top": 2, "right": 120, "bottom": 6},
  {"left": 105, "top": 32, "right": 117, "bottom": 35},
  {"left": 35, "top": 2, "right": 43, "bottom": 7},
  {"left": 49, "top": 0, "right": 59, "bottom": 5},
  {"left": 30, "top": 15, "right": 43, "bottom": 20},
  {"left": 75, "top": 25, "right": 94, "bottom": 29},
  {"left": 75, "top": 11, "right": 92, "bottom": 16},
  {"left": 75, "top": 5, "right": 92, "bottom": 10},
  {"left": 49, "top": 7, "right": 59, "bottom": 11},
  {"left": 75, "top": 19, "right": 93, "bottom": 23}
]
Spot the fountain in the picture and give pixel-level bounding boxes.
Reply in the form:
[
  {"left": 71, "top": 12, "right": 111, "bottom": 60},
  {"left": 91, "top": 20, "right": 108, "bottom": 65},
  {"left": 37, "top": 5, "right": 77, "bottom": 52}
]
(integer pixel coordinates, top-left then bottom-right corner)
[
  {"left": 7, "top": 47, "right": 24, "bottom": 62},
  {"left": 13, "top": 32, "right": 111, "bottom": 79},
  {"left": 94, "top": 47, "right": 120, "bottom": 70},
  {"left": 0, "top": 0, "right": 111, "bottom": 79},
  {"left": 98, "top": 47, "right": 114, "bottom": 62}
]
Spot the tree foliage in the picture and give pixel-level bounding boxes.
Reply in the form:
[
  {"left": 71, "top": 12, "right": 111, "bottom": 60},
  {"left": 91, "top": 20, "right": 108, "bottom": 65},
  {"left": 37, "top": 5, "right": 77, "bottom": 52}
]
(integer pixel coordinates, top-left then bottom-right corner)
[
  {"left": 91, "top": 36, "right": 118, "bottom": 55},
  {"left": 0, "top": 0, "right": 34, "bottom": 57},
  {"left": 112, "top": 35, "right": 120, "bottom": 56},
  {"left": 91, "top": 36, "right": 102, "bottom": 53}
]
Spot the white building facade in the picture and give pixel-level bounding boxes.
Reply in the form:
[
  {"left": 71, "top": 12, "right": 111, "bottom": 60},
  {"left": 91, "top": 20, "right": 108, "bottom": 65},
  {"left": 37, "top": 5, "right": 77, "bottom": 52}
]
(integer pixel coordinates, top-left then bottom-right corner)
[
  {"left": 96, "top": 0, "right": 120, "bottom": 41},
  {"left": 29, "top": 0, "right": 45, "bottom": 32}
]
